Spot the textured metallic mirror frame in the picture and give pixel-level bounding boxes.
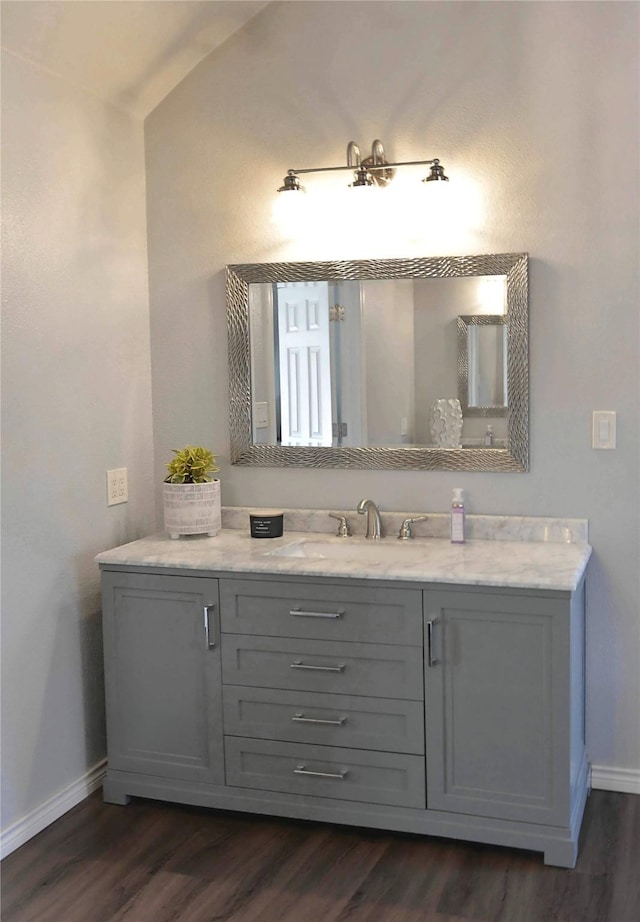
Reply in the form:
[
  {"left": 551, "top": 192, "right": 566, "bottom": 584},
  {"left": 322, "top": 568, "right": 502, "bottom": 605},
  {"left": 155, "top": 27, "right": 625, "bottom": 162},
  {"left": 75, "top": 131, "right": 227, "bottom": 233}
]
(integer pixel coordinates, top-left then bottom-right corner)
[
  {"left": 227, "top": 253, "right": 528, "bottom": 472},
  {"left": 457, "top": 314, "right": 509, "bottom": 418}
]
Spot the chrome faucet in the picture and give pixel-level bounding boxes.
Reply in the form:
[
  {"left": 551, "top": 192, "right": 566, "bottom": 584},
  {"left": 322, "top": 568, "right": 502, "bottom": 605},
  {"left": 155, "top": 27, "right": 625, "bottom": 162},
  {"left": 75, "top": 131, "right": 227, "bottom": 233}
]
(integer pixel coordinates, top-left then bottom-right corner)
[
  {"left": 357, "top": 498, "right": 382, "bottom": 540},
  {"left": 398, "top": 515, "right": 428, "bottom": 540},
  {"left": 329, "top": 512, "right": 351, "bottom": 537}
]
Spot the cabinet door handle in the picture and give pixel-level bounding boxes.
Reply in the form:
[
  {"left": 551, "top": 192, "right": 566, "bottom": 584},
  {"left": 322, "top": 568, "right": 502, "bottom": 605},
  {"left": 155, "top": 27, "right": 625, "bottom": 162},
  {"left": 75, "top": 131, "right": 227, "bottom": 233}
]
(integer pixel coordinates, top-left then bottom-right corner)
[
  {"left": 426, "top": 618, "right": 439, "bottom": 666},
  {"left": 294, "top": 764, "right": 348, "bottom": 780},
  {"left": 289, "top": 608, "right": 344, "bottom": 619},
  {"left": 204, "top": 604, "right": 216, "bottom": 649},
  {"left": 290, "top": 660, "right": 345, "bottom": 673},
  {"left": 292, "top": 712, "right": 347, "bottom": 726}
]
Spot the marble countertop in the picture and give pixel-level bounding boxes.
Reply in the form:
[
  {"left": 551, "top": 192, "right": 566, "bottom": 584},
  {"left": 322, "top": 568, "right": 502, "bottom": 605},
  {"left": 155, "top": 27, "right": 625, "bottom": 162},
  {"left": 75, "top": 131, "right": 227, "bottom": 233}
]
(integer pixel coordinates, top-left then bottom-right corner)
[{"left": 96, "top": 528, "right": 592, "bottom": 592}]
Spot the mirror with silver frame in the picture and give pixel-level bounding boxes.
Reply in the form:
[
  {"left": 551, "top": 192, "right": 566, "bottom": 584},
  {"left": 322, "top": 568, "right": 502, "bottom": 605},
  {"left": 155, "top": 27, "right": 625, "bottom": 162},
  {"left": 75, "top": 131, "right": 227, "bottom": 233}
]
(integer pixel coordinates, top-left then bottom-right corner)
[
  {"left": 458, "top": 315, "right": 508, "bottom": 417},
  {"left": 227, "top": 253, "right": 528, "bottom": 472}
]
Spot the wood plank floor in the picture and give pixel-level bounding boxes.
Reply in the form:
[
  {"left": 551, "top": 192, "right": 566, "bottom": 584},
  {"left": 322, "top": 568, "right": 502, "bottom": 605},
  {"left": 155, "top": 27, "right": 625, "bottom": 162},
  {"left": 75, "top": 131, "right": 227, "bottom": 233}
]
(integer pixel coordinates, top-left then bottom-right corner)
[{"left": 2, "top": 790, "right": 638, "bottom": 922}]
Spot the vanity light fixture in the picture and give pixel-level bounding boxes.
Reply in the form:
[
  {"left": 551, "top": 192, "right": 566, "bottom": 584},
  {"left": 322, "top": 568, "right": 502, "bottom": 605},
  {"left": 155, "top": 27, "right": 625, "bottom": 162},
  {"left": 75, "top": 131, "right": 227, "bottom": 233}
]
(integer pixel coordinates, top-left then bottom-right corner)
[{"left": 277, "top": 139, "right": 449, "bottom": 194}]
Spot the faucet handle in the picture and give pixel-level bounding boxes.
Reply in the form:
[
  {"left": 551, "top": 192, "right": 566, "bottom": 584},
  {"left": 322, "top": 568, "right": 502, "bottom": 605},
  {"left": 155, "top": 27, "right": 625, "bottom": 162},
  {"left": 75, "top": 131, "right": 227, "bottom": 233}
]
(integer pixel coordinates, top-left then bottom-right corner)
[
  {"left": 398, "top": 515, "right": 428, "bottom": 540},
  {"left": 329, "top": 513, "right": 351, "bottom": 538}
]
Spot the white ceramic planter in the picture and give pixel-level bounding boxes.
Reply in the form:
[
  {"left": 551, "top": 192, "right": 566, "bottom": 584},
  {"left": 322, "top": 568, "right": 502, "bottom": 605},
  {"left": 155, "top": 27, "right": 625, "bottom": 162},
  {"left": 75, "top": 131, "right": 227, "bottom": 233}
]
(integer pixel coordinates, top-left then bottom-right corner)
[{"left": 163, "top": 480, "right": 221, "bottom": 539}]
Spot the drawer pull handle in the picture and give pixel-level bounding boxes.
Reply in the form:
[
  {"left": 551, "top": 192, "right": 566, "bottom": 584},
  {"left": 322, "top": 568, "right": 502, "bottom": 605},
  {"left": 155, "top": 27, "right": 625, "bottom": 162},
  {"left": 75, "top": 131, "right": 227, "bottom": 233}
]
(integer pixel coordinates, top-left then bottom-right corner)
[
  {"left": 292, "top": 712, "right": 347, "bottom": 726},
  {"left": 294, "top": 764, "right": 348, "bottom": 780},
  {"left": 290, "top": 608, "right": 344, "bottom": 619},
  {"left": 426, "top": 618, "right": 439, "bottom": 667},
  {"left": 204, "top": 605, "right": 216, "bottom": 649},
  {"left": 290, "top": 661, "right": 345, "bottom": 673}
]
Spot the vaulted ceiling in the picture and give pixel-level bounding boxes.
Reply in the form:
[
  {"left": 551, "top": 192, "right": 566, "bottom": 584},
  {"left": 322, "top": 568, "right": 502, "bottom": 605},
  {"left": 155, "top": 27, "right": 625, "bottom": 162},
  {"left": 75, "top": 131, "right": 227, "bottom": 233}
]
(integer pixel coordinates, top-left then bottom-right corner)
[{"left": 1, "top": 0, "right": 269, "bottom": 117}]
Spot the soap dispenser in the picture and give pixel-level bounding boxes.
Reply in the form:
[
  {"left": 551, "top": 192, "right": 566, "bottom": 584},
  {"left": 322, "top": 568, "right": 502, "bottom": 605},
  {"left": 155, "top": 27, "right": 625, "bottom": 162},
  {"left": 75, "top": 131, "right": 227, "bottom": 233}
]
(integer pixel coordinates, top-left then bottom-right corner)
[{"left": 451, "top": 488, "right": 466, "bottom": 544}]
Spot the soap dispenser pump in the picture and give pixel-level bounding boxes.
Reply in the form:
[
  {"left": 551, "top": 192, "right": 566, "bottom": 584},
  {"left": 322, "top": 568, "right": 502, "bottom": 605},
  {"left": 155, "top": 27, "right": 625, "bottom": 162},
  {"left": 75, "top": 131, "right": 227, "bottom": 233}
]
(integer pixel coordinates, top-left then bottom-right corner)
[{"left": 451, "top": 488, "right": 466, "bottom": 544}]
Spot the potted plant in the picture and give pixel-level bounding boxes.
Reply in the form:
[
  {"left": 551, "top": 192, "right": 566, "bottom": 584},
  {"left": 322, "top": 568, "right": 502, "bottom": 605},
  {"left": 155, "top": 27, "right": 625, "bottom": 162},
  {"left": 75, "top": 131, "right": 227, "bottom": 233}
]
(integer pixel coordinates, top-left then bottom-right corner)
[{"left": 163, "top": 445, "right": 221, "bottom": 539}]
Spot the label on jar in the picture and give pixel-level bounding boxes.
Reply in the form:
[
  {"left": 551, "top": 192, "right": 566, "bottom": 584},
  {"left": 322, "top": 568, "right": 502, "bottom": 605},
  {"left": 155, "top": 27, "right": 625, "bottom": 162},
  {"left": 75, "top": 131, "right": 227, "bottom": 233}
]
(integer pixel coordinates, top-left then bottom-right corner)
[
  {"left": 451, "top": 508, "right": 465, "bottom": 544},
  {"left": 250, "top": 514, "right": 284, "bottom": 538}
]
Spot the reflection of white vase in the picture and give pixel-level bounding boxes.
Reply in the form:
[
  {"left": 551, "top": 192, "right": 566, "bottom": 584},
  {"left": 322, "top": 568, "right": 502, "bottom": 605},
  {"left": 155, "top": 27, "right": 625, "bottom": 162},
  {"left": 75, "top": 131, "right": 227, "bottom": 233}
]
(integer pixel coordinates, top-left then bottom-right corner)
[
  {"left": 430, "top": 399, "right": 463, "bottom": 448},
  {"left": 163, "top": 480, "right": 221, "bottom": 539}
]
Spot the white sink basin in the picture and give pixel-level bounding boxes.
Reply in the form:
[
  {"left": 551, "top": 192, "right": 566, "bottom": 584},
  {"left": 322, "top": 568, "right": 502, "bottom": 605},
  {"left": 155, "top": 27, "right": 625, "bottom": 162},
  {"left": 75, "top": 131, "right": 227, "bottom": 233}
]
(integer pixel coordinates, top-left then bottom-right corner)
[{"left": 266, "top": 537, "right": 430, "bottom": 563}]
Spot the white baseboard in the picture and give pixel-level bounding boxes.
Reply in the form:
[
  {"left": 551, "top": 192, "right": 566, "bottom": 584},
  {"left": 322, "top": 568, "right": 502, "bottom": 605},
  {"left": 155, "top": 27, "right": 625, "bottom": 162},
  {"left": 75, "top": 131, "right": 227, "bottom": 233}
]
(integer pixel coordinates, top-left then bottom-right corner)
[
  {"left": 591, "top": 764, "right": 640, "bottom": 795},
  {"left": 1, "top": 758, "right": 107, "bottom": 860}
]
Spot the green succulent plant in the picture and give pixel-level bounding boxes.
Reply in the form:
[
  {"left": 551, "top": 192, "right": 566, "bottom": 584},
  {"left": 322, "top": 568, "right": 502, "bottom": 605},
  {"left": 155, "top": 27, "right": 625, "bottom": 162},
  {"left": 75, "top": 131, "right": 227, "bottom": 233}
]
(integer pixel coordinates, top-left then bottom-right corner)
[{"left": 164, "top": 445, "right": 219, "bottom": 484}]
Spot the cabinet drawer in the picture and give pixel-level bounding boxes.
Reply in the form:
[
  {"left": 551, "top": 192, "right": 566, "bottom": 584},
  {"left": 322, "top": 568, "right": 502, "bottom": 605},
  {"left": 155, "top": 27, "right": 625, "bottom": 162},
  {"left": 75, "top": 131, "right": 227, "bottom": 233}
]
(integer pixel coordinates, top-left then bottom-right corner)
[
  {"left": 222, "top": 635, "right": 424, "bottom": 700},
  {"left": 219, "top": 579, "right": 422, "bottom": 646},
  {"left": 225, "top": 737, "right": 425, "bottom": 808},
  {"left": 223, "top": 685, "right": 424, "bottom": 754}
]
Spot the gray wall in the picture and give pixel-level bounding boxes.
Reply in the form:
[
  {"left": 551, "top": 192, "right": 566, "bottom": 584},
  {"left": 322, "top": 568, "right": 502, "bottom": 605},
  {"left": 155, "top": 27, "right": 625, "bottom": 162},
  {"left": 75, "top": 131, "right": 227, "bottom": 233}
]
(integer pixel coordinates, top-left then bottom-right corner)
[
  {"left": 145, "top": 1, "right": 639, "bottom": 778},
  {"left": 1, "top": 52, "right": 155, "bottom": 836}
]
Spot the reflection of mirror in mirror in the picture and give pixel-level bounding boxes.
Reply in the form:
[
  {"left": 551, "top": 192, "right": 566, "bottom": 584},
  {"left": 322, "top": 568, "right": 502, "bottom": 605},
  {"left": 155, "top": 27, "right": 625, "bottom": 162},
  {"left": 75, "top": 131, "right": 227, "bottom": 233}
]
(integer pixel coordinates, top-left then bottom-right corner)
[
  {"left": 249, "top": 276, "right": 509, "bottom": 449},
  {"left": 228, "top": 253, "right": 528, "bottom": 472},
  {"left": 457, "top": 315, "right": 508, "bottom": 421}
]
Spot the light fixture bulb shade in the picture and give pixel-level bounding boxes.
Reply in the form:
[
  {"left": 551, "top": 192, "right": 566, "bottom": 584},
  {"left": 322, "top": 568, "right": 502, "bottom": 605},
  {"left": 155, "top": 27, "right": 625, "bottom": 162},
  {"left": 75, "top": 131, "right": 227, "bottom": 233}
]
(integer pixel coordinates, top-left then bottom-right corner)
[
  {"left": 420, "top": 177, "right": 452, "bottom": 208},
  {"left": 271, "top": 185, "right": 307, "bottom": 234},
  {"left": 418, "top": 175, "right": 458, "bottom": 243}
]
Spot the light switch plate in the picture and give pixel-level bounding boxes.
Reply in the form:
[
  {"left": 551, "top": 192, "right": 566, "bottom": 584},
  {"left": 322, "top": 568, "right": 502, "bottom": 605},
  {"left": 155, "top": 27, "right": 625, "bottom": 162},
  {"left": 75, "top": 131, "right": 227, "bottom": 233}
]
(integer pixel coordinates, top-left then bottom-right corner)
[
  {"left": 592, "top": 411, "right": 616, "bottom": 449},
  {"left": 253, "top": 401, "right": 269, "bottom": 428}
]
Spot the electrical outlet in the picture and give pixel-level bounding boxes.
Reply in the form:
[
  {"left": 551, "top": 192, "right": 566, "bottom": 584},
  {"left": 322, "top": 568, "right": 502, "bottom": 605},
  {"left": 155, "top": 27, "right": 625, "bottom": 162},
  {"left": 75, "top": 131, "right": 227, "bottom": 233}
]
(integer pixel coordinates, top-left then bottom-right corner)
[{"left": 107, "top": 468, "right": 128, "bottom": 506}]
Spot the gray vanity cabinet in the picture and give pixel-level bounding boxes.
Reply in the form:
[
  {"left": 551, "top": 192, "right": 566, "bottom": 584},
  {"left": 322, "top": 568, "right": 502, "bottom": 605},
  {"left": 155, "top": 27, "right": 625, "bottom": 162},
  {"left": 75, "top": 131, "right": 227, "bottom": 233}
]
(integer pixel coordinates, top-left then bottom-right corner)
[
  {"left": 100, "top": 566, "right": 588, "bottom": 867},
  {"left": 424, "top": 587, "right": 585, "bottom": 829},
  {"left": 101, "top": 571, "right": 224, "bottom": 785}
]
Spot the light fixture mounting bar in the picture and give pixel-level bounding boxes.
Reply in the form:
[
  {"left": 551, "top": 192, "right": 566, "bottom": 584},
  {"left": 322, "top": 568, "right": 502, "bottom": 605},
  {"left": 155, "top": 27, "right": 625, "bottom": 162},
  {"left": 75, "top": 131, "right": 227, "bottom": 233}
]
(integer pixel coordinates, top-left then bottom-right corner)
[
  {"left": 278, "top": 139, "right": 448, "bottom": 192},
  {"left": 287, "top": 157, "right": 440, "bottom": 177},
  {"left": 287, "top": 164, "right": 367, "bottom": 177},
  {"left": 369, "top": 158, "right": 441, "bottom": 170}
]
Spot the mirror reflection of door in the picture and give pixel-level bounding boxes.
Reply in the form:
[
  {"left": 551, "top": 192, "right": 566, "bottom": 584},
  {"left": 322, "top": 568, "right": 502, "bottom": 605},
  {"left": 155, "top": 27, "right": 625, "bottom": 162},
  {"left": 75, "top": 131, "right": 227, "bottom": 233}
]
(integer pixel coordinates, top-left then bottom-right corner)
[{"left": 276, "top": 281, "right": 332, "bottom": 446}]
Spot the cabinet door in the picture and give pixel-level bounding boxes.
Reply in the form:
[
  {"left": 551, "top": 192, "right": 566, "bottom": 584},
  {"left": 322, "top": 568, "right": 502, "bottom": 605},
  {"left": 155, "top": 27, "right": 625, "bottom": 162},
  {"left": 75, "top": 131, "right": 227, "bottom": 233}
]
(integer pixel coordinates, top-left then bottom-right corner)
[
  {"left": 102, "top": 571, "right": 224, "bottom": 784},
  {"left": 424, "top": 589, "right": 571, "bottom": 826}
]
